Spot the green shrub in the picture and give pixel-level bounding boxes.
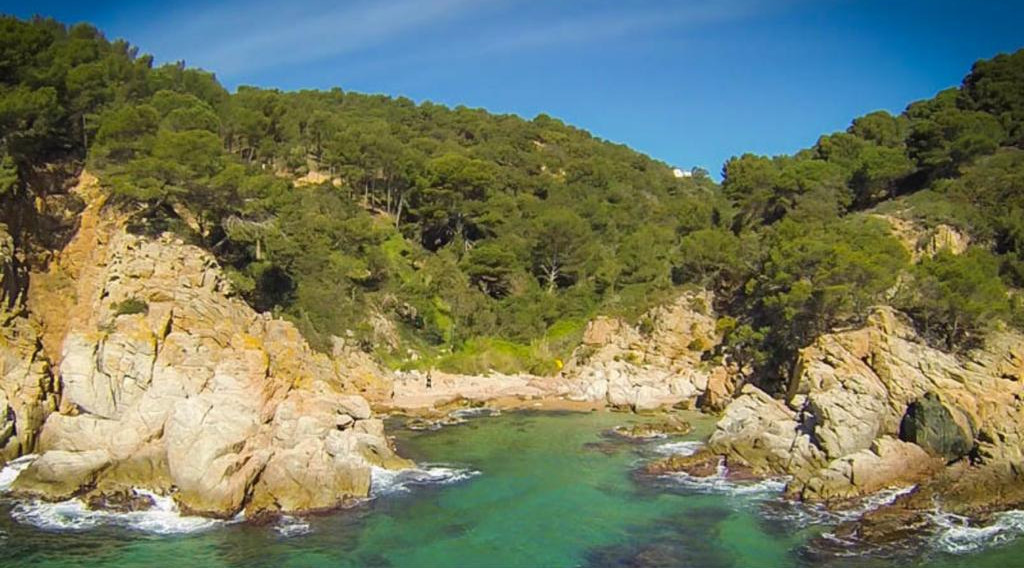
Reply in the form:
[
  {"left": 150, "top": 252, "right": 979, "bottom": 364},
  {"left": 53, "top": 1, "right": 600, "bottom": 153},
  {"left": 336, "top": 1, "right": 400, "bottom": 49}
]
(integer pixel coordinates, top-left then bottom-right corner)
[{"left": 111, "top": 297, "right": 148, "bottom": 317}]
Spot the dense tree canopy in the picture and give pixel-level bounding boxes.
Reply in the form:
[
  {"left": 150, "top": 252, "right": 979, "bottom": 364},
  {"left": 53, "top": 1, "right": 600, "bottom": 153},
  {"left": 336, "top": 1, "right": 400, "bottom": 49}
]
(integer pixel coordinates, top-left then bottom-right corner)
[{"left": 2, "top": 15, "right": 1022, "bottom": 382}]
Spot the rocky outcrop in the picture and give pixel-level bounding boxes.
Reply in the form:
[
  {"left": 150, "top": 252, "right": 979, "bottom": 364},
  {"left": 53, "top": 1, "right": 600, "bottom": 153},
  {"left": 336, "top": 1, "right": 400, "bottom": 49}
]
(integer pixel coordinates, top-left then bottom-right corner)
[
  {"left": 796, "top": 437, "right": 944, "bottom": 502},
  {"left": 708, "top": 306, "right": 1024, "bottom": 505},
  {"left": 559, "top": 291, "right": 724, "bottom": 411},
  {"left": 707, "top": 384, "right": 825, "bottom": 476},
  {"left": 0, "top": 317, "right": 58, "bottom": 464},
  {"left": 877, "top": 215, "right": 970, "bottom": 262},
  {"left": 0, "top": 224, "right": 60, "bottom": 465},
  {"left": 8, "top": 173, "right": 411, "bottom": 517}
]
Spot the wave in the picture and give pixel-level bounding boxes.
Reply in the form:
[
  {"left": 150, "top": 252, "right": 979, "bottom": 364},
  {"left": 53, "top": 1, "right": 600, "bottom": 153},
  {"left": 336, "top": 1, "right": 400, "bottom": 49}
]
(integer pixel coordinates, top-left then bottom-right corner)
[
  {"left": 10, "top": 490, "right": 221, "bottom": 535},
  {"left": 660, "top": 459, "right": 788, "bottom": 496},
  {"left": 832, "top": 485, "right": 917, "bottom": 522},
  {"left": 370, "top": 464, "right": 480, "bottom": 497},
  {"left": 0, "top": 454, "right": 38, "bottom": 492},
  {"left": 930, "top": 509, "right": 1024, "bottom": 554},
  {"left": 652, "top": 441, "right": 704, "bottom": 457}
]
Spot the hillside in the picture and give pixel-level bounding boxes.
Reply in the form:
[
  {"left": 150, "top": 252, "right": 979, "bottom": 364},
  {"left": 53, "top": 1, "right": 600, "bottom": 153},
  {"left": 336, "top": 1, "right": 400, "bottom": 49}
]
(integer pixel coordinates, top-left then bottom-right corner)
[{"left": 1, "top": 15, "right": 1022, "bottom": 390}]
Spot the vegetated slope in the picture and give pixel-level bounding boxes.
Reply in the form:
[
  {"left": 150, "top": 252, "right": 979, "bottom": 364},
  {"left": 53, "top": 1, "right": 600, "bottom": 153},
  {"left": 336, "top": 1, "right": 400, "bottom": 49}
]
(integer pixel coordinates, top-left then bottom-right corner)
[{"left": 1, "top": 15, "right": 1022, "bottom": 385}]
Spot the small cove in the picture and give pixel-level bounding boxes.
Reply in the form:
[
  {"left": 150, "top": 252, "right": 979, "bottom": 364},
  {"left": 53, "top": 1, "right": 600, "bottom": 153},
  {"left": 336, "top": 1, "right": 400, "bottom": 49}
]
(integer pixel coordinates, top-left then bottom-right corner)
[{"left": 1, "top": 410, "right": 1023, "bottom": 567}]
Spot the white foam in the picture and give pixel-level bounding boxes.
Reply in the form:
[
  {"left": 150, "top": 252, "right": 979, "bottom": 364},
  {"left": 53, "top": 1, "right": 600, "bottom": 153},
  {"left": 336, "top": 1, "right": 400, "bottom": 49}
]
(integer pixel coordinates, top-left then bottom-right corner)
[
  {"left": 0, "top": 454, "right": 38, "bottom": 492},
  {"left": 662, "top": 458, "right": 788, "bottom": 496},
  {"left": 273, "top": 515, "right": 312, "bottom": 537},
  {"left": 832, "top": 485, "right": 917, "bottom": 521},
  {"left": 10, "top": 489, "right": 221, "bottom": 534},
  {"left": 371, "top": 464, "right": 480, "bottom": 496},
  {"left": 652, "top": 441, "right": 704, "bottom": 457},
  {"left": 930, "top": 509, "right": 1024, "bottom": 554}
]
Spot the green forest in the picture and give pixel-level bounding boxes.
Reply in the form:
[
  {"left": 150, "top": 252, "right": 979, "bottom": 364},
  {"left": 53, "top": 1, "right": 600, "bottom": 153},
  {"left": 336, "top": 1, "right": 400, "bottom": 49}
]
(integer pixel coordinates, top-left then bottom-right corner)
[{"left": 2, "top": 16, "right": 1023, "bottom": 391}]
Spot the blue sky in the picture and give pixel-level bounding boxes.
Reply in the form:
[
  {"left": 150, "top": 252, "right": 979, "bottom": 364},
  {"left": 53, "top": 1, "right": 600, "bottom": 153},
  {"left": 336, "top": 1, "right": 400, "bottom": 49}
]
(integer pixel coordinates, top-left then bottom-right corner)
[{"left": 5, "top": 1, "right": 1023, "bottom": 176}]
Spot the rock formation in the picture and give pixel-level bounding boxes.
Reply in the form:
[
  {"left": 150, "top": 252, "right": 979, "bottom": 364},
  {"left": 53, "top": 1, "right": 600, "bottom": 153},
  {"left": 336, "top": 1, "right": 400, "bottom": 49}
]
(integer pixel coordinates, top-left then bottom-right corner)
[
  {"left": 559, "top": 290, "right": 726, "bottom": 411},
  {"left": 0, "top": 224, "right": 60, "bottom": 464},
  {"left": 705, "top": 306, "right": 1024, "bottom": 507},
  {"left": 4, "top": 173, "right": 411, "bottom": 517}
]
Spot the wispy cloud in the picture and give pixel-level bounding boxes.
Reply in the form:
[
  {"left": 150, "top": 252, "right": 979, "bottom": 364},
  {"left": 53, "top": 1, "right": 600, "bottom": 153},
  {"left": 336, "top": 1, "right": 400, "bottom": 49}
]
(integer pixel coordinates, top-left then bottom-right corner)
[
  {"left": 138, "top": 0, "right": 504, "bottom": 75},
  {"left": 133, "top": 0, "right": 797, "bottom": 80}
]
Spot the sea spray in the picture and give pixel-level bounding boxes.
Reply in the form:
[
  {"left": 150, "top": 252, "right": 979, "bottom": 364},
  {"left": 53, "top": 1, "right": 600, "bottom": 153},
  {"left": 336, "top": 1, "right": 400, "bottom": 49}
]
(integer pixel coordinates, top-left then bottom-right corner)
[
  {"left": 832, "top": 485, "right": 917, "bottom": 522},
  {"left": 370, "top": 464, "right": 480, "bottom": 496},
  {"left": 660, "top": 458, "right": 789, "bottom": 496},
  {"left": 652, "top": 440, "right": 704, "bottom": 457},
  {"left": 930, "top": 509, "right": 1024, "bottom": 554},
  {"left": 10, "top": 492, "right": 222, "bottom": 534},
  {"left": 0, "top": 454, "right": 37, "bottom": 492}
]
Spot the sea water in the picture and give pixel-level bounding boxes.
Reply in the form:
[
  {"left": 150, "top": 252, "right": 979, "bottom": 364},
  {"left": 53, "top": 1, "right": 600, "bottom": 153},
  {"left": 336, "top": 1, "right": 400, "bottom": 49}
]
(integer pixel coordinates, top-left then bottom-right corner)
[{"left": 1, "top": 410, "right": 1023, "bottom": 567}]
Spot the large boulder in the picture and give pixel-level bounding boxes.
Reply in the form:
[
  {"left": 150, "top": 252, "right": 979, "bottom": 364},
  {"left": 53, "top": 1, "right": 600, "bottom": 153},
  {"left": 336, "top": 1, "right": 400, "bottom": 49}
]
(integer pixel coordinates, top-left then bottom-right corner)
[{"left": 899, "top": 392, "right": 976, "bottom": 463}]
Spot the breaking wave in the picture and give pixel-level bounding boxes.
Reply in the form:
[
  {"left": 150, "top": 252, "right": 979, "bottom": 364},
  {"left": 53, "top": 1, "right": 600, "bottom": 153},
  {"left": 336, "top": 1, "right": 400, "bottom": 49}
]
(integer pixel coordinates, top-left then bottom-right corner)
[
  {"left": 930, "top": 509, "right": 1024, "bottom": 554},
  {"left": 370, "top": 464, "right": 480, "bottom": 497},
  {"left": 660, "top": 458, "right": 788, "bottom": 496},
  {"left": 0, "top": 454, "right": 37, "bottom": 492},
  {"left": 10, "top": 490, "right": 222, "bottom": 534},
  {"left": 652, "top": 441, "right": 705, "bottom": 457},
  {"left": 1, "top": 455, "right": 223, "bottom": 534}
]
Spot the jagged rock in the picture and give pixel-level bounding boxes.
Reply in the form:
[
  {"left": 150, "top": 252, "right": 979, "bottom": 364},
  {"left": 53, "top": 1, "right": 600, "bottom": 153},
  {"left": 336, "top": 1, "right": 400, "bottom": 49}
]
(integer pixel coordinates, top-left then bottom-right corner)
[
  {"left": 12, "top": 449, "right": 111, "bottom": 500},
  {"left": 0, "top": 226, "right": 59, "bottom": 464},
  {"left": 9, "top": 177, "right": 410, "bottom": 516},
  {"left": 645, "top": 449, "right": 721, "bottom": 477},
  {"left": 560, "top": 290, "right": 719, "bottom": 411},
  {"left": 795, "top": 437, "right": 944, "bottom": 501},
  {"left": 708, "top": 384, "right": 825, "bottom": 476},
  {"left": 899, "top": 392, "right": 975, "bottom": 462},
  {"left": 697, "top": 365, "right": 738, "bottom": 413},
  {"left": 710, "top": 305, "right": 1024, "bottom": 513},
  {"left": 85, "top": 488, "right": 155, "bottom": 512}
]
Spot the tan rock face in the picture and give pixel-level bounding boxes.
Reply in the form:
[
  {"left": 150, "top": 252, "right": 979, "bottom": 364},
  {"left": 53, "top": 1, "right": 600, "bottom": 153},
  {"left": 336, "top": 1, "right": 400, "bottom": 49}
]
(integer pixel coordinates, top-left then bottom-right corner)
[
  {"left": 708, "top": 384, "right": 825, "bottom": 476},
  {"left": 711, "top": 306, "right": 1024, "bottom": 503},
  {"left": 561, "top": 290, "right": 721, "bottom": 411},
  {"left": 8, "top": 176, "right": 410, "bottom": 516},
  {"left": 0, "top": 225, "right": 60, "bottom": 465}
]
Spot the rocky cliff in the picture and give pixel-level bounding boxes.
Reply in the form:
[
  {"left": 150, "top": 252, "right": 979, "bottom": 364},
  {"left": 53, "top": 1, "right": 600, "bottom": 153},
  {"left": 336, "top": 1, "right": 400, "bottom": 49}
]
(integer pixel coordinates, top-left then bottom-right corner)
[
  {"left": 558, "top": 290, "right": 732, "bottom": 411},
  {"left": 3, "top": 172, "right": 410, "bottom": 517},
  {"left": 706, "top": 306, "right": 1024, "bottom": 510},
  {"left": 0, "top": 225, "right": 59, "bottom": 464}
]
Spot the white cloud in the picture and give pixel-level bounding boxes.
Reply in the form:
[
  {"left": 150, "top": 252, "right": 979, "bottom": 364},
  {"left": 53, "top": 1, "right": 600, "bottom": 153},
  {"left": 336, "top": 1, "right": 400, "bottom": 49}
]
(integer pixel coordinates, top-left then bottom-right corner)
[
  {"left": 131, "top": 0, "right": 797, "bottom": 79},
  {"left": 136, "top": 0, "right": 503, "bottom": 75}
]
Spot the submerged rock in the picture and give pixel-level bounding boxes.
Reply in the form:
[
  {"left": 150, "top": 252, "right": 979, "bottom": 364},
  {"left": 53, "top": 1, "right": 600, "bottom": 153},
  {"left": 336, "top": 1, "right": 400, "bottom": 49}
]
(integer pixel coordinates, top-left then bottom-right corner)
[
  {"left": 611, "top": 416, "right": 693, "bottom": 440},
  {"left": 645, "top": 450, "right": 721, "bottom": 477},
  {"left": 84, "top": 488, "right": 156, "bottom": 513}
]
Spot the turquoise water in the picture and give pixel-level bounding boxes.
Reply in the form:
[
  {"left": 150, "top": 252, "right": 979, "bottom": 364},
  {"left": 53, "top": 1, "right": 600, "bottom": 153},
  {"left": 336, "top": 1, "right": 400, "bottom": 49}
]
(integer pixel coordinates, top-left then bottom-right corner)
[{"left": 2, "top": 410, "right": 1023, "bottom": 567}]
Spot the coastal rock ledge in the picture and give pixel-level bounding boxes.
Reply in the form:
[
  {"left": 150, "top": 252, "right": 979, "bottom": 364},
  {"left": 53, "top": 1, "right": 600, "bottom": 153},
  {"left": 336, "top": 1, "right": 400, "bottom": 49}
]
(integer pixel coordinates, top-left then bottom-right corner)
[
  {"left": 706, "top": 306, "right": 1024, "bottom": 512},
  {"left": 6, "top": 174, "right": 411, "bottom": 518}
]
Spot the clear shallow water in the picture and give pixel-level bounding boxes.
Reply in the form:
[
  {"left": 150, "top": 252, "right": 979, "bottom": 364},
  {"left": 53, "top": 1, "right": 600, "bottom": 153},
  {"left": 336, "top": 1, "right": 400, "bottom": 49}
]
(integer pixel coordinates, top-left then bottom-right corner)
[{"left": 2, "top": 410, "right": 1024, "bottom": 567}]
